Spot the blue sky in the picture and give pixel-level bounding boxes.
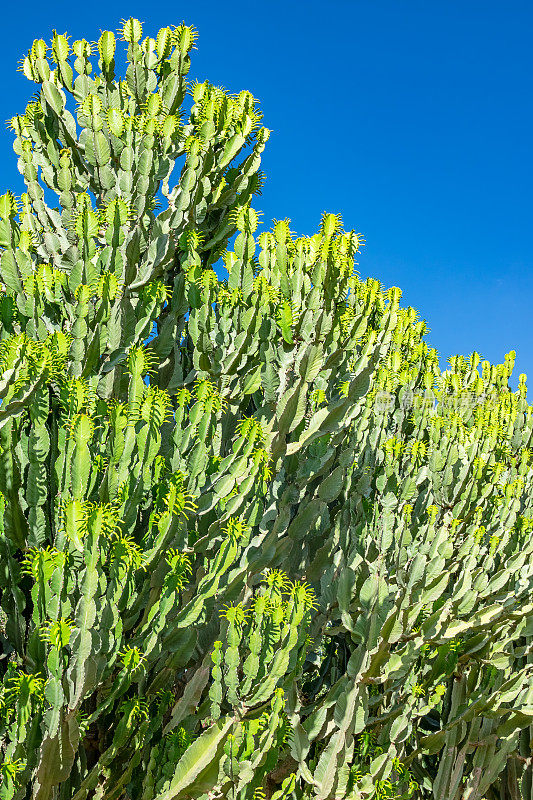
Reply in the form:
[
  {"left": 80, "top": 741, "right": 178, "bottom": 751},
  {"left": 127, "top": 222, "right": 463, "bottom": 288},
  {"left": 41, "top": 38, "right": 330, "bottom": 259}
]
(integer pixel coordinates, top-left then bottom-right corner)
[{"left": 0, "top": 1, "right": 531, "bottom": 386}]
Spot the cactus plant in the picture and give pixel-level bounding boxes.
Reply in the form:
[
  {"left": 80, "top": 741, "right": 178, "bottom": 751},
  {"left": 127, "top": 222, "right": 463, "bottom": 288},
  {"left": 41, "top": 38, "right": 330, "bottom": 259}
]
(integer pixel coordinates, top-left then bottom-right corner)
[{"left": 1, "top": 16, "right": 533, "bottom": 800}]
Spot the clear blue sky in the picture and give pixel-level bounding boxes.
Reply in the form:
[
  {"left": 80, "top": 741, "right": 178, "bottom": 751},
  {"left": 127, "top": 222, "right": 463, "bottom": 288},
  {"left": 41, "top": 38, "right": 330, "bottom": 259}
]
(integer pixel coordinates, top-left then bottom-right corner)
[{"left": 1, "top": 1, "right": 531, "bottom": 386}]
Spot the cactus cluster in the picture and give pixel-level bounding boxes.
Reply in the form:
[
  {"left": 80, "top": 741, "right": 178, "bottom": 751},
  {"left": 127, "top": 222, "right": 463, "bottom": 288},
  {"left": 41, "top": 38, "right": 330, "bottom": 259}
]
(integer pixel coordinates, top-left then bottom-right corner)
[{"left": 1, "top": 16, "right": 533, "bottom": 800}]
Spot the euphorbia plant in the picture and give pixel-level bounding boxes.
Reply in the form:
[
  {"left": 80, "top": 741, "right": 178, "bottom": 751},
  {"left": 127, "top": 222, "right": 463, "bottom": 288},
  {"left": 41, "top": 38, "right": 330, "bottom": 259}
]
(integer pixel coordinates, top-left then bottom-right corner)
[{"left": 1, "top": 16, "right": 533, "bottom": 800}]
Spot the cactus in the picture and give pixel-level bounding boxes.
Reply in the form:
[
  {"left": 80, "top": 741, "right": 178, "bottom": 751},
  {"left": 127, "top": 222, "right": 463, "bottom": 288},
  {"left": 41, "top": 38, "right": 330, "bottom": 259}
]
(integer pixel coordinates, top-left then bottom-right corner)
[{"left": 1, "top": 16, "right": 533, "bottom": 800}]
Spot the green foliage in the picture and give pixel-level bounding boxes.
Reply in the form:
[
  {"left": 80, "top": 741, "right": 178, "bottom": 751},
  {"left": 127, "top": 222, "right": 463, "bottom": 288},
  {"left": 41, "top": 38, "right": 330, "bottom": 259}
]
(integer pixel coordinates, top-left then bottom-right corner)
[{"left": 0, "top": 16, "right": 533, "bottom": 800}]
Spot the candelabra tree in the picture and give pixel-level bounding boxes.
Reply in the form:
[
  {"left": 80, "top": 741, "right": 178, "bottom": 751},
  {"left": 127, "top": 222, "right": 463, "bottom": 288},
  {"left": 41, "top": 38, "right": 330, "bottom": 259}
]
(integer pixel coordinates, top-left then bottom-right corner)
[{"left": 1, "top": 16, "right": 533, "bottom": 800}]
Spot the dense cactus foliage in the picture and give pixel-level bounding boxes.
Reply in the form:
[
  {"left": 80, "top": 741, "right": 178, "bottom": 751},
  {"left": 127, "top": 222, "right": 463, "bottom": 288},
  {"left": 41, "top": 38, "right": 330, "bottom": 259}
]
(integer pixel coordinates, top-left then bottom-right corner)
[{"left": 1, "top": 16, "right": 533, "bottom": 800}]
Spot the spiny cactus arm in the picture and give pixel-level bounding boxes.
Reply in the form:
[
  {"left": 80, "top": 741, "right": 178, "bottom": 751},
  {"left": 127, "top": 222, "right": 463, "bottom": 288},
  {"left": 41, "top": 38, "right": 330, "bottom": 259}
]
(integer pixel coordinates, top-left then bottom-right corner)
[
  {"left": 66, "top": 505, "right": 108, "bottom": 709},
  {"left": 66, "top": 703, "right": 148, "bottom": 800},
  {"left": 153, "top": 716, "right": 234, "bottom": 800},
  {"left": 0, "top": 357, "right": 49, "bottom": 433},
  {"left": 173, "top": 694, "right": 290, "bottom": 800},
  {"left": 25, "top": 386, "right": 51, "bottom": 547},
  {"left": 0, "top": 493, "right": 26, "bottom": 654},
  {"left": 93, "top": 694, "right": 177, "bottom": 800},
  {"left": 158, "top": 532, "right": 238, "bottom": 639}
]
